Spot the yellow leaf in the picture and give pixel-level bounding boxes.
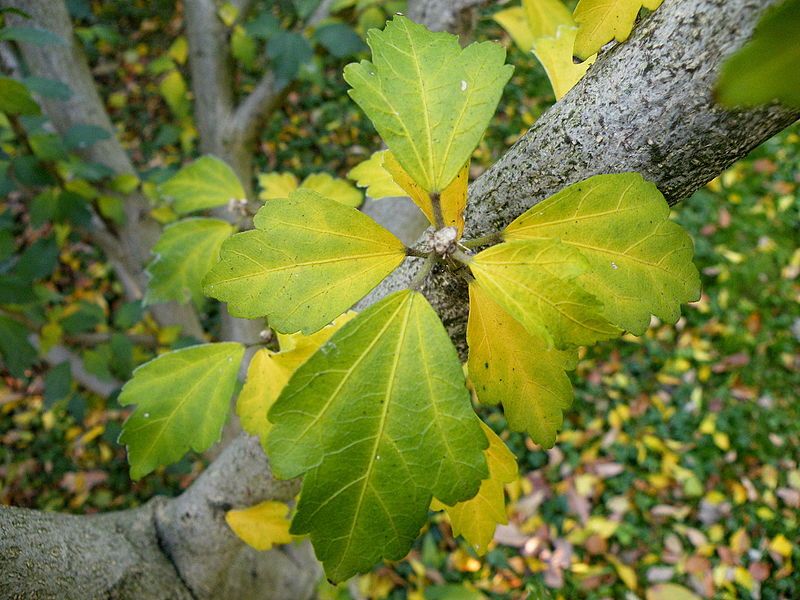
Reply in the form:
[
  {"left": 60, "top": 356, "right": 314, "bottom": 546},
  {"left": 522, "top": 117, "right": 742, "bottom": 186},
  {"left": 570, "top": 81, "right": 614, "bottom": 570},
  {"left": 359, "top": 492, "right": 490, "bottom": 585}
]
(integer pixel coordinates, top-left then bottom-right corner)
[
  {"left": 217, "top": 1, "right": 239, "bottom": 27},
  {"left": 301, "top": 173, "right": 362, "bottom": 207},
  {"left": 347, "top": 150, "right": 406, "bottom": 199},
  {"left": 225, "top": 500, "right": 293, "bottom": 551},
  {"left": 259, "top": 172, "right": 362, "bottom": 206},
  {"left": 433, "top": 421, "right": 517, "bottom": 554},
  {"left": 606, "top": 555, "right": 638, "bottom": 590},
  {"left": 383, "top": 150, "right": 469, "bottom": 236},
  {"left": 646, "top": 583, "right": 701, "bottom": 600},
  {"left": 769, "top": 534, "right": 793, "bottom": 558},
  {"left": 713, "top": 431, "right": 730, "bottom": 451},
  {"left": 237, "top": 312, "right": 356, "bottom": 447},
  {"left": 573, "top": 0, "right": 664, "bottom": 60},
  {"left": 258, "top": 172, "right": 299, "bottom": 200},
  {"left": 493, "top": 7, "right": 536, "bottom": 52},
  {"left": 466, "top": 282, "right": 576, "bottom": 447},
  {"left": 533, "top": 26, "right": 596, "bottom": 99},
  {"left": 523, "top": 0, "right": 575, "bottom": 40}
]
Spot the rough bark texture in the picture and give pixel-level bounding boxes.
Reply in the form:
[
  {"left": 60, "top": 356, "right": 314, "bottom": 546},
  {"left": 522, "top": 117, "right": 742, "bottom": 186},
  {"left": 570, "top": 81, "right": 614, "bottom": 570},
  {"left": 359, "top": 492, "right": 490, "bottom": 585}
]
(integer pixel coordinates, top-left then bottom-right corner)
[
  {"left": 363, "top": 0, "right": 799, "bottom": 355},
  {"left": 1, "top": 0, "right": 798, "bottom": 597},
  {"left": 407, "top": 0, "right": 487, "bottom": 33}
]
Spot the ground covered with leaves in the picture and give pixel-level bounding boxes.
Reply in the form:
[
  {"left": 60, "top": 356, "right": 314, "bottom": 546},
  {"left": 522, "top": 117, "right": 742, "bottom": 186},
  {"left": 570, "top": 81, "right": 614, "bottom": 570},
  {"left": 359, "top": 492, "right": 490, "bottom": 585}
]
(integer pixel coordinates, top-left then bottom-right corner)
[{"left": 1, "top": 3, "right": 798, "bottom": 599}]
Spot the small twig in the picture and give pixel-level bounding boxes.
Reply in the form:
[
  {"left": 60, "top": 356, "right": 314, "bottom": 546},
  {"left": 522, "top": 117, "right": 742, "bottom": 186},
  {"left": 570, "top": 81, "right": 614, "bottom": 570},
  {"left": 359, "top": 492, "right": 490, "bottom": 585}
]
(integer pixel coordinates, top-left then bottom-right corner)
[
  {"left": 429, "top": 192, "right": 445, "bottom": 229},
  {"left": 405, "top": 246, "right": 429, "bottom": 258}
]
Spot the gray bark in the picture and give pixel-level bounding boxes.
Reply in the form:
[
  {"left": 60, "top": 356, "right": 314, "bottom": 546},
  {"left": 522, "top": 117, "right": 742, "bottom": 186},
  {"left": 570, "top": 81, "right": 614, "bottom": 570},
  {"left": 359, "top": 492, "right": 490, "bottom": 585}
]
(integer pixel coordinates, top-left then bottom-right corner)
[
  {"left": 407, "top": 0, "right": 487, "bottom": 34},
  {"left": 1, "top": 0, "right": 797, "bottom": 598}
]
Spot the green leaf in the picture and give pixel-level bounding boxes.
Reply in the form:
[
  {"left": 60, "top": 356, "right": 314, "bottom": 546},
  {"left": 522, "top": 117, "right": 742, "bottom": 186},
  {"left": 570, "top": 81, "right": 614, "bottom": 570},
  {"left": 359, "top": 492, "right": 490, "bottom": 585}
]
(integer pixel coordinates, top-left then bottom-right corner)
[
  {"left": 160, "top": 155, "right": 246, "bottom": 214},
  {"left": 347, "top": 150, "right": 406, "bottom": 200},
  {"left": 467, "top": 283, "right": 576, "bottom": 447},
  {"left": 118, "top": 342, "right": 244, "bottom": 479},
  {"left": 22, "top": 77, "right": 72, "bottom": 100},
  {"left": 267, "top": 31, "right": 313, "bottom": 85},
  {"left": 432, "top": 421, "right": 517, "bottom": 554},
  {"left": 145, "top": 218, "right": 233, "bottom": 309},
  {"left": 469, "top": 239, "right": 621, "bottom": 347},
  {"left": 572, "top": 0, "right": 662, "bottom": 60},
  {"left": 63, "top": 123, "right": 111, "bottom": 150},
  {"left": 0, "top": 26, "right": 66, "bottom": 46},
  {"left": 344, "top": 16, "right": 513, "bottom": 193},
  {"left": 237, "top": 312, "right": 355, "bottom": 447},
  {"left": 0, "top": 77, "right": 40, "bottom": 115},
  {"left": 267, "top": 290, "right": 488, "bottom": 582},
  {"left": 314, "top": 22, "right": 366, "bottom": 58},
  {"left": 159, "top": 70, "right": 190, "bottom": 118},
  {"left": 0, "top": 316, "right": 37, "bottom": 378},
  {"left": 533, "top": 26, "right": 595, "bottom": 99},
  {"left": 504, "top": 173, "right": 700, "bottom": 335},
  {"left": 204, "top": 189, "right": 406, "bottom": 334},
  {"left": 716, "top": 0, "right": 800, "bottom": 108}
]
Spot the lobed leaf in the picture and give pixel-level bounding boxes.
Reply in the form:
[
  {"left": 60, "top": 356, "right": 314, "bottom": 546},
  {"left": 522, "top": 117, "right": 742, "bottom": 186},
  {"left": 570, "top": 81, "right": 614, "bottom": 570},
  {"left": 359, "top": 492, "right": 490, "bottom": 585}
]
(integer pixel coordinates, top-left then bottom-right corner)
[
  {"left": 345, "top": 16, "right": 513, "bottom": 193},
  {"left": 204, "top": 189, "right": 405, "bottom": 334},
  {"left": 533, "top": 26, "right": 596, "bottom": 100},
  {"left": 524, "top": 0, "right": 574, "bottom": 40},
  {"left": 160, "top": 155, "right": 246, "bottom": 214},
  {"left": 467, "top": 283, "right": 577, "bottom": 447},
  {"left": 492, "top": 7, "right": 536, "bottom": 53},
  {"left": 347, "top": 150, "right": 406, "bottom": 200},
  {"left": 267, "top": 290, "right": 488, "bottom": 581},
  {"left": 469, "top": 239, "right": 621, "bottom": 347},
  {"left": 145, "top": 218, "right": 233, "bottom": 309},
  {"left": 258, "top": 171, "right": 362, "bottom": 206},
  {"left": 237, "top": 312, "right": 356, "bottom": 448},
  {"left": 504, "top": 173, "right": 700, "bottom": 334},
  {"left": 432, "top": 421, "right": 518, "bottom": 553},
  {"left": 118, "top": 343, "right": 244, "bottom": 479},
  {"left": 572, "top": 0, "right": 663, "bottom": 60}
]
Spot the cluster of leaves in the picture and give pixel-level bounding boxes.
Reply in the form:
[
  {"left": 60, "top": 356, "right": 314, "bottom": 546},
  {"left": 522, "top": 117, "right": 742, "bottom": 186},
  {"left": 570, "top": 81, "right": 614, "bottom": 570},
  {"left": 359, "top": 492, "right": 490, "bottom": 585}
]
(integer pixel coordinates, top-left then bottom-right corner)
[
  {"left": 116, "top": 14, "right": 698, "bottom": 582},
  {"left": 319, "top": 127, "right": 800, "bottom": 600}
]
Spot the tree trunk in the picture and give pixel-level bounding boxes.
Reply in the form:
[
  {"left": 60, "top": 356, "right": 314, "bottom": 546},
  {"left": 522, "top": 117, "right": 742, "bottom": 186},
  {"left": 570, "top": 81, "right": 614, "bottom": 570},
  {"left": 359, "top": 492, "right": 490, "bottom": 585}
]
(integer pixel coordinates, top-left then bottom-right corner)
[{"left": 1, "top": 0, "right": 797, "bottom": 597}]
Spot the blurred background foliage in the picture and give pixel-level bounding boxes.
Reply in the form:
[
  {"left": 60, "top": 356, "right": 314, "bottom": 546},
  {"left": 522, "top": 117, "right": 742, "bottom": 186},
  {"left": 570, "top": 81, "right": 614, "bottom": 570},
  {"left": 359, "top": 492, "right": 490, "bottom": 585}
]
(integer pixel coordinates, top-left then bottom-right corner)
[{"left": 0, "top": 1, "right": 797, "bottom": 598}]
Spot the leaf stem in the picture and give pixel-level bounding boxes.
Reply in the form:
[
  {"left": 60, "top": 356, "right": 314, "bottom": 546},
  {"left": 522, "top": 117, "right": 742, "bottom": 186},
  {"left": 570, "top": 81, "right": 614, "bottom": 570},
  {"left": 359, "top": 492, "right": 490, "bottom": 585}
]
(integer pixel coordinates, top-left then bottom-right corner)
[
  {"left": 461, "top": 231, "right": 502, "bottom": 249},
  {"left": 408, "top": 253, "right": 437, "bottom": 290},
  {"left": 430, "top": 192, "right": 445, "bottom": 229},
  {"left": 405, "top": 246, "right": 430, "bottom": 258}
]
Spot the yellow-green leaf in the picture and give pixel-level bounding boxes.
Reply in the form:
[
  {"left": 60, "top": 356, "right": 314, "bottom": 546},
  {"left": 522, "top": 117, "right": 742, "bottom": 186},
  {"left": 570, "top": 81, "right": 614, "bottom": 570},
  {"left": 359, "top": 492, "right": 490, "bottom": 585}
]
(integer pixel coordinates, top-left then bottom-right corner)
[
  {"left": 469, "top": 239, "right": 620, "bottom": 347},
  {"left": 347, "top": 150, "right": 406, "bottom": 199},
  {"left": 226, "top": 501, "right": 293, "bottom": 551},
  {"left": 344, "top": 16, "right": 513, "bottom": 193},
  {"left": 144, "top": 218, "right": 233, "bottom": 309},
  {"left": 523, "top": 0, "right": 574, "bottom": 40},
  {"left": 258, "top": 172, "right": 299, "bottom": 200},
  {"left": 646, "top": 584, "right": 702, "bottom": 600},
  {"left": 160, "top": 155, "right": 245, "bottom": 214},
  {"left": 237, "top": 312, "right": 356, "bottom": 447},
  {"left": 204, "top": 189, "right": 405, "bottom": 334},
  {"left": 300, "top": 172, "right": 362, "bottom": 207},
  {"left": 493, "top": 7, "right": 536, "bottom": 53},
  {"left": 533, "top": 26, "right": 596, "bottom": 99},
  {"left": 433, "top": 421, "right": 517, "bottom": 553},
  {"left": 267, "top": 290, "right": 488, "bottom": 582},
  {"left": 118, "top": 343, "right": 244, "bottom": 479},
  {"left": 383, "top": 150, "right": 469, "bottom": 235},
  {"left": 504, "top": 173, "right": 700, "bottom": 334},
  {"left": 258, "top": 171, "right": 362, "bottom": 206},
  {"left": 572, "top": 0, "right": 663, "bottom": 60},
  {"left": 467, "top": 283, "right": 577, "bottom": 447}
]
